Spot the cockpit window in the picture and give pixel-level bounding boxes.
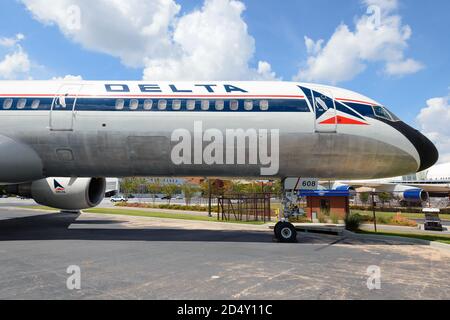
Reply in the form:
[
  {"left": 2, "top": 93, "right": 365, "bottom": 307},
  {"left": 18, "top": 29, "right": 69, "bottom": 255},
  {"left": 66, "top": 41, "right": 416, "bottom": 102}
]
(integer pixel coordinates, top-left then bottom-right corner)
[
  {"left": 385, "top": 108, "right": 401, "bottom": 121},
  {"left": 373, "top": 106, "right": 393, "bottom": 120},
  {"left": 372, "top": 106, "right": 401, "bottom": 122}
]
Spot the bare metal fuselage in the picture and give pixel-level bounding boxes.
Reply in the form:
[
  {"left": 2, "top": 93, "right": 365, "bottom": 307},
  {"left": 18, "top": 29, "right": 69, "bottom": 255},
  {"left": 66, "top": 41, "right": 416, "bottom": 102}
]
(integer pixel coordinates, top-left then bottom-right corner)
[
  {"left": 0, "top": 111, "right": 417, "bottom": 181},
  {"left": 0, "top": 81, "right": 436, "bottom": 184}
]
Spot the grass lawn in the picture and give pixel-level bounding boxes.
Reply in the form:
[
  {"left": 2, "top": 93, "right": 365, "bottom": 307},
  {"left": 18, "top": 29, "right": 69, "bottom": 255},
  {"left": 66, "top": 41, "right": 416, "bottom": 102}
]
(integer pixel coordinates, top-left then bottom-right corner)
[
  {"left": 21, "top": 206, "right": 267, "bottom": 225},
  {"left": 358, "top": 230, "right": 450, "bottom": 245},
  {"left": 87, "top": 208, "right": 267, "bottom": 225},
  {"left": 351, "top": 210, "right": 450, "bottom": 221},
  {"left": 23, "top": 205, "right": 57, "bottom": 211}
]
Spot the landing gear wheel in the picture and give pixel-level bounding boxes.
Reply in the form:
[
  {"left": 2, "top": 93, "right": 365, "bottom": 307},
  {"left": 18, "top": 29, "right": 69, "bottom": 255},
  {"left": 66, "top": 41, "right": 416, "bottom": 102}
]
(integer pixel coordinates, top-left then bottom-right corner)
[
  {"left": 274, "top": 222, "right": 297, "bottom": 243},
  {"left": 274, "top": 221, "right": 283, "bottom": 236}
]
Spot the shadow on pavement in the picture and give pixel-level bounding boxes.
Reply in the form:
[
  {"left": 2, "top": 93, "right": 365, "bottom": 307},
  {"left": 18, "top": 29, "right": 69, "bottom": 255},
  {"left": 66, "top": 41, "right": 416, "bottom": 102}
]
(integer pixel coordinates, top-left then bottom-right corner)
[{"left": 0, "top": 211, "right": 420, "bottom": 246}]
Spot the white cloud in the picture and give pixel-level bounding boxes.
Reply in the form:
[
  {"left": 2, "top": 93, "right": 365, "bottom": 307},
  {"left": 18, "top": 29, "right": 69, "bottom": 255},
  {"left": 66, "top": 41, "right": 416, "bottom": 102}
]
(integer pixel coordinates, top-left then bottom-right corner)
[
  {"left": 22, "top": 0, "right": 277, "bottom": 81},
  {"left": 417, "top": 95, "right": 450, "bottom": 163},
  {"left": 143, "top": 0, "right": 276, "bottom": 80},
  {"left": 295, "top": 0, "right": 423, "bottom": 84},
  {"left": 0, "top": 49, "right": 31, "bottom": 79},
  {"left": 22, "top": 0, "right": 180, "bottom": 68},
  {"left": 364, "top": 0, "right": 398, "bottom": 13},
  {"left": 385, "top": 58, "right": 424, "bottom": 76},
  {"left": 0, "top": 34, "right": 32, "bottom": 79},
  {"left": 51, "top": 74, "right": 83, "bottom": 81},
  {"left": 0, "top": 34, "right": 25, "bottom": 48}
]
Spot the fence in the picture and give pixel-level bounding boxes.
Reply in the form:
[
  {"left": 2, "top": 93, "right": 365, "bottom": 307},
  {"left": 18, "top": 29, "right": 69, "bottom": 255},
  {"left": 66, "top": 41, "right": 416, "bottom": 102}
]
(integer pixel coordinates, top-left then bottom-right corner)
[{"left": 217, "top": 193, "right": 273, "bottom": 222}]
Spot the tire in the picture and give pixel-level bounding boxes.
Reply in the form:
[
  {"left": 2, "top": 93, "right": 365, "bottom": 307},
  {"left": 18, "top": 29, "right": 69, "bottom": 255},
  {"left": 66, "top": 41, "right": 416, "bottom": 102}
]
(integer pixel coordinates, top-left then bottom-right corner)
[
  {"left": 274, "top": 221, "right": 283, "bottom": 236},
  {"left": 274, "top": 222, "right": 297, "bottom": 243}
]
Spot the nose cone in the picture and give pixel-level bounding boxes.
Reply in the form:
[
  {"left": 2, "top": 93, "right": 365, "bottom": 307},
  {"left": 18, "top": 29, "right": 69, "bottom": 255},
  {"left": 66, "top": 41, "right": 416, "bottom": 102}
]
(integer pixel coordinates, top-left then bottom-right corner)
[
  {"left": 389, "top": 121, "right": 439, "bottom": 172},
  {"left": 413, "top": 129, "right": 439, "bottom": 172}
]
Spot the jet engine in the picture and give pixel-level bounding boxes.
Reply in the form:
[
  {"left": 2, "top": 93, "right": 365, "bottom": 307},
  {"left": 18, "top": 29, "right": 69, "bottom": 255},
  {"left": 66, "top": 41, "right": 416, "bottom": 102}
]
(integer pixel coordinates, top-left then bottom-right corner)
[
  {"left": 331, "top": 182, "right": 356, "bottom": 193},
  {"left": 7, "top": 177, "right": 106, "bottom": 210},
  {"left": 393, "top": 185, "right": 429, "bottom": 202}
]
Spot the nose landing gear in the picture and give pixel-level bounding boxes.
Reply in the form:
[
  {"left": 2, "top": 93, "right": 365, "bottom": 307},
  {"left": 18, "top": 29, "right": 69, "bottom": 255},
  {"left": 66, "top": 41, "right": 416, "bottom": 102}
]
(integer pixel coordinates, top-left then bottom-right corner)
[
  {"left": 274, "top": 221, "right": 297, "bottom": 243},
  {"left": 273, "top": 181, "right": 300, "bottom": 243}
]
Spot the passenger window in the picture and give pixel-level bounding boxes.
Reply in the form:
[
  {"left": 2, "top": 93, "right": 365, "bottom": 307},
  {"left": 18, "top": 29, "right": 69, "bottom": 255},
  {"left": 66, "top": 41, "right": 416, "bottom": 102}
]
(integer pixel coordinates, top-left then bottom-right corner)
[
  {"left": 115, "top": 99, "right": 125, "bottom": 110},
  {"left": 244, "top": 100, "right": 253, "bottom": 111},
  {"left": 215, "top": 100, "right": 224, "bottom": 111},
  {"left": 230, "top": 100, "right": 239, "bottom": 111},
  {"left": 129, "top": 99, "right": 139, "bottom": 110},
  {"left": 144, "top": 99, "right": 153, "bottom": 110},
  {"left": 17, "top": 99, "right": 27, "bottom": 109},
  {"left": 158, "top": 100, "right": 167, "bottom": 110},
  {"left": 260, "top": 100, "right": 269, "bottom": 111},
  {"left": 373, "top": 106, "right": 392, "bottom": 120},
  {"left": 3, "top": 99, "right": 13, "bottom": 110},
  {"left": 31, "top": 100, "right": 40, "bottom": 110},
  {"left": 187, "top": 100, "right": 196, "bottom": 111},
  {"left": 172, "top": 100, "right": 182, "bottom": 110},
  {"left": 201, "top": 100, "right": 210, "bottom": 111}
]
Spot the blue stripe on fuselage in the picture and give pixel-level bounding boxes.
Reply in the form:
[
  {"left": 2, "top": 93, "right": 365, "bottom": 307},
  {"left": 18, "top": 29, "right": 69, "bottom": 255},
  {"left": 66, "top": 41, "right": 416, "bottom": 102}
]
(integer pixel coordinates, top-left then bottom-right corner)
[{"left": 0, "top": 97, "right": 312, "bottom": 113}]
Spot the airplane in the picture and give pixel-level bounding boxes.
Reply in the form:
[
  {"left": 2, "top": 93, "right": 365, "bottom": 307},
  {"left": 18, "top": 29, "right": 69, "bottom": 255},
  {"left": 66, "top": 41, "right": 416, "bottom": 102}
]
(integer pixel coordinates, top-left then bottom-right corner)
[
  {"left": 0, "top": 80, "right": 439, "bottom": 242},
  {"left": 331, "top": 161, "right": 450, "bottom": 205}
]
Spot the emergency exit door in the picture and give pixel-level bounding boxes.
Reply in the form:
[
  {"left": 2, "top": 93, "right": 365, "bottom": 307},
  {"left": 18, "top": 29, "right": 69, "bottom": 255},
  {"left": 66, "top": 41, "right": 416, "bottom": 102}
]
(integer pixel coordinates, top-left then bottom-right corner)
[{"left": 50, "top": 84, "right": 83, "bottom": 131}]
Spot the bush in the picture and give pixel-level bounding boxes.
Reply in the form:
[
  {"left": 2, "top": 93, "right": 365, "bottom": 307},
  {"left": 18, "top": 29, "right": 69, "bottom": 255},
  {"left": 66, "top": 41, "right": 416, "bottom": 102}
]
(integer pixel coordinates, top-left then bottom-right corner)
[
  {"left": 377, "top": 215, "right": 390, "bottom": 225},
  {"left": 389, "top": 213, "right": 418, "bottom": 227},
  {"left": 317, "top": 214, "right": 327, "bottom": 223},
  {"left": 330, "top": 213, "right": 340, "bottom": 224},
  {"left": 290, "top": 216, "right": 312, "bottom": 223},
  {"left": 345, "top": 214, "right": 362, "bottom": 232}
]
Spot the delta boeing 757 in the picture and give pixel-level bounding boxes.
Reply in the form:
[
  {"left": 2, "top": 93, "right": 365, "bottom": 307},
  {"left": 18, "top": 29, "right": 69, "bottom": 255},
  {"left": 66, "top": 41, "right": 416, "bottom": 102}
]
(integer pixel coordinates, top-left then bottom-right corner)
[{"left": 0, "top": 81, "right": 438, "bottom": 241}]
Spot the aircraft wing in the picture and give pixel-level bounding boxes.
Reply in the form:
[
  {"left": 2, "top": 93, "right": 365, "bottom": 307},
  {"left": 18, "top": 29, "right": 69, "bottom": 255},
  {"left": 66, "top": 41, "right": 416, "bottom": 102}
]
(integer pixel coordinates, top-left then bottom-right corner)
[{"left": 400, "top": 183, "right": 450, "bottom": 193}]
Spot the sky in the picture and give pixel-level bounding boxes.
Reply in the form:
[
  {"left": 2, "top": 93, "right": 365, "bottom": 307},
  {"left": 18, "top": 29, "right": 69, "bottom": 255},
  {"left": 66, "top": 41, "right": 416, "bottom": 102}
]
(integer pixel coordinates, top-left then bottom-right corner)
[{"left": 0, "top": 0, "right": 449, "bottom": 162}]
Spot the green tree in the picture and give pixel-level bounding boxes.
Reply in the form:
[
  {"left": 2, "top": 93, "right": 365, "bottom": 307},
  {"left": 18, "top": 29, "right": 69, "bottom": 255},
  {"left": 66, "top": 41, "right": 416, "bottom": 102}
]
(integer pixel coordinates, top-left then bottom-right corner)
[
  {"left": 271, "top": 180, "right": 282, "bottom": 198},
  {"left": 378, "top": 192, "right": 392, "bottom": 207},
  {"left": 162, "top": 184, "right": 179, "bottom": 204},
  {"left": 147, "top": 181, "right": 162, "bottom": 205},
  {"left": 120, "top": 177, "right": 139, "bottom": 196},
  {"left": 134, "top": 177, "right": 148, "bottom": 195},
  {"left": 359, "top": 192, "right": 370, "bottom": 206},
  {"left": 181, "top": 184, "right": 199, "bottom": 205},
  {"left": 228, "top": 181, "right": 246, "bottom": 194},
  {"left": 200, "top": 179, "right": 224, "bottom": 197}
]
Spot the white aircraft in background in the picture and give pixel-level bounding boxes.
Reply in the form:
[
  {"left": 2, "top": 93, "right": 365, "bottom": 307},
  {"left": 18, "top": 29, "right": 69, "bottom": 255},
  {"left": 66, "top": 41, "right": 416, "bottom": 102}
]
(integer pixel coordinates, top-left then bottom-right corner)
[
  {"left": 0, "top": 80, "right": 439, "bottom": 242},
  {"left": 332, "top": 162, "right": 450, "bottom": 204}
]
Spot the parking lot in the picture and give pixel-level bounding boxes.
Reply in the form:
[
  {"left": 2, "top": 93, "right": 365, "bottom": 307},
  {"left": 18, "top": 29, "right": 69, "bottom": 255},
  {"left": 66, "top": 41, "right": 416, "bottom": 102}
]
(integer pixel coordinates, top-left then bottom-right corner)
[{"left": 0, "top": 203, "right": 449, "bottom": 300}]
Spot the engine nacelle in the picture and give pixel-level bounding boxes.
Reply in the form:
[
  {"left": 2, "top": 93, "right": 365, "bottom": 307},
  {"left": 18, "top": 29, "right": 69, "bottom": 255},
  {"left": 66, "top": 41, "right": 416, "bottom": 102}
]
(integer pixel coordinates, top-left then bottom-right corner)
[
  {"left": 393, "top": 185, "right": 429, "bottom": 202},
  {"left": 331, "top": 182, "right": 356, "bottom": 194},
  {"left": 10, "top": 177, "right": 106, "bottom": 210}
]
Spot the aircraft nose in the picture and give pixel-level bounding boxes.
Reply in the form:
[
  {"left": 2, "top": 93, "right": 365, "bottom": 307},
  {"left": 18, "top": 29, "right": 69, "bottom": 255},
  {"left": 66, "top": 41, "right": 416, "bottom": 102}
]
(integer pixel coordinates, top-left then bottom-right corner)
[
  {"left": 384, "top": 120, "right": 439, "bottom": 172},
  {"left": 412, "top": 128, "right": 439, "bottom": 172}
]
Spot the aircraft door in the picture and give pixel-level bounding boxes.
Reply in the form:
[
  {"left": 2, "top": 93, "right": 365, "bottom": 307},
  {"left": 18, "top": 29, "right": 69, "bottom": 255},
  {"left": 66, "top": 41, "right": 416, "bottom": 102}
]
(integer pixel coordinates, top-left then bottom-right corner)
[
  {"left": 312, "top": 89, "right": 337, "bottom": 133},
  {"left": 50, "top": 84, "right": 83, "bottom": 131}
]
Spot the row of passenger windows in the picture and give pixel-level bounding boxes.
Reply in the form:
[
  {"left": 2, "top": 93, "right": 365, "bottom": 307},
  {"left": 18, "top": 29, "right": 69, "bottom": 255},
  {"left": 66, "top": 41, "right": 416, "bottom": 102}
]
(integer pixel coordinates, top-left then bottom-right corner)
[
  {"left": 114, "top": 99, "right": 270, "bottom": 111},
  {"left": 1, "top": 98, "right": 271, "bottom": 111},
  {"left": 2, "top": 98, "right": 41, "bottom": 110}
]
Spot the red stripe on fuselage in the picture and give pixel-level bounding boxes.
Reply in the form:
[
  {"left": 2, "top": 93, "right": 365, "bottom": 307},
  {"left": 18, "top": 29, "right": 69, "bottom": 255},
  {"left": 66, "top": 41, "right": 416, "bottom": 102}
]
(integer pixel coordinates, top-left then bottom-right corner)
[{"left": 320, "top": 116, "right": 368, "bottom": 125}]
